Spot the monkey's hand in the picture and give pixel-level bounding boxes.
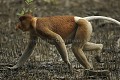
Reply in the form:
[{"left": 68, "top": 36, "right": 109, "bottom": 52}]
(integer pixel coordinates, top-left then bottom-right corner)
[
  {"left": 95, "top": 55, "right": 104, "bottom": 63},
  {"left": 7, "top": 64, "right": 20, "bottom": 70}
]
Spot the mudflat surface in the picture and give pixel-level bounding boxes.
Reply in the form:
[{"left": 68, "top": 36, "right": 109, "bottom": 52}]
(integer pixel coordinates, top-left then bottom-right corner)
[{"left": 0, "top": 0, "right": 120, "bottom": 80}]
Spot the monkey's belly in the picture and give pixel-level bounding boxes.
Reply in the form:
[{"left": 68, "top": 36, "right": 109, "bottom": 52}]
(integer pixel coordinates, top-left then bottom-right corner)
[
  {"left": 56, "top": 29, "right": 77, "bottom": 44},
  {"left": 64, "top": 31, "right": 76, "bottom": 44},
  {"left": 39, "top": 34, "right": 75, "bottom": 45},
  {"left": 51, "top": 22, "right": 77, "bottom": 44}
]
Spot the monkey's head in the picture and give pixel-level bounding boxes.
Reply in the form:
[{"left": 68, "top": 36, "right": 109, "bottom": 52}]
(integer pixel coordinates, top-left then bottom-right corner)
[{"left": 16, "top": 14, "right": 35, "bottom": 31}]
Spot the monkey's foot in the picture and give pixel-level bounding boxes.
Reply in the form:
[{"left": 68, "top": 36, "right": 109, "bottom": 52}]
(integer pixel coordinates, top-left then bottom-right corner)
[
  {"left": 94, "top": 55, "right": 104, "bottom": 63},
  {"left": 7, "top": 65, "right": 19, "bottom": 70},
  {"left": 68, "top": 64, "right": 74, "bottom": 74}
]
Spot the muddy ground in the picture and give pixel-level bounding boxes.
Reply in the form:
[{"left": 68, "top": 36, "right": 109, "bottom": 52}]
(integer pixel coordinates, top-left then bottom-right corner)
[{"left": 0, "top": 0, "right": 120, "bottom": 80}]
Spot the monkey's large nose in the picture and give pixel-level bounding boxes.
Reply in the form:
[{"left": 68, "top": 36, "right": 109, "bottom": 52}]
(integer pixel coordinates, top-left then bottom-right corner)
[{"left": 15, "top": 24, "right": 20, "bottom": 31}]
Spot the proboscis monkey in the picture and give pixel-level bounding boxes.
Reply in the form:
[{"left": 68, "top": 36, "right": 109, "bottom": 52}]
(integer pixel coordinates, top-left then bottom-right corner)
[{"left": 8, "top": 14, "right": 120, "bottom": 70}]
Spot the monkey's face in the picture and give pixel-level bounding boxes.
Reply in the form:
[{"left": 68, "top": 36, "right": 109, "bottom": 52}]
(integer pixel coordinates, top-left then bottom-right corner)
[
  {"left": 16, "top": 15, "right": 33, "bottom": 31},
  {"left": 16, "top": 22, "right": 30, "bottom": 31},
  {"left": 16, "top": 19, "right": 32, "bottom": 32}
]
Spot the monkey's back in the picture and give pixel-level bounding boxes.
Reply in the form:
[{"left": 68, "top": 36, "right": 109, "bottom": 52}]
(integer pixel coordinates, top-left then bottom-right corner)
[{"left": 37, "top": 16, "right": 77, "bottom": 40}]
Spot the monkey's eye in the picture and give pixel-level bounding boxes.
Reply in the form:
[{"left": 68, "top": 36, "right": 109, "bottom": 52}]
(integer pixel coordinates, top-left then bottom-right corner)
[{"left": 19, "top": 18, "right": 22, "bottom": 22}]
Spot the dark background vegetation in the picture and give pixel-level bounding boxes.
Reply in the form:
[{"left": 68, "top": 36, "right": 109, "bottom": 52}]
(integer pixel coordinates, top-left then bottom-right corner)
[{"left": 0, "top": 0, "right": 120, "bottom": 80}]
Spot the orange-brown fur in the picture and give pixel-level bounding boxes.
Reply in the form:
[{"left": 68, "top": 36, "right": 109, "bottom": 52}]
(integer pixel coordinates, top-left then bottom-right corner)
[
  {"left": 35, "top": 16, "right": 77, "bottom": 42},
  {"left": 9, "top": 14, "right": 103, "bottom": 70}
]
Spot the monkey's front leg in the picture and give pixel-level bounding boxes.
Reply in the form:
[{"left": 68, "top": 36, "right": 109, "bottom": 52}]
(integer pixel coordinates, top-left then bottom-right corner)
[
  {"left": 8, "top": 35, "right": 38, "bottom": 69},
  {"left": 54, "top": 35, "right": 71, "bottom": 69}
]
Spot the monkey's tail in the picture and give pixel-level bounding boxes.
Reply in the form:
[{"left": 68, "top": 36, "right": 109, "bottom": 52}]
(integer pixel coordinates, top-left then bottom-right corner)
[{"left": 84, "top": 16, "right": 120, "bottom": 26}]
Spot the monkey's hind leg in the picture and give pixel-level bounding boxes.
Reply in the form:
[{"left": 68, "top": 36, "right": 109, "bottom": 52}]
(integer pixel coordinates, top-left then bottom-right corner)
[
  {"left": 83, "top": 42, "right": 103, "bottom": 63},
  {"left": 72, "top": 19, "right": 93, "bottom": 69}
]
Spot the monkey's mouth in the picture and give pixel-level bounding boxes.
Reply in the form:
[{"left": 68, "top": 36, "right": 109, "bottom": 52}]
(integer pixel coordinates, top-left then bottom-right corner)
[
  {"left": 18, "top": 28, "right": 26, "bottom": 32},
  {"left": 22, "top": 29, "right": 27, "bottom": 32},
  {"left": 15, "top": 26, "right": 27, "bottom": 32},
  {"left": 15, "top": 27, "right": 24, "bottom": 32},
  {"left": 20, "top": 27, "right": 29, "bottom": 32},
  {"left": 15, "top": 26, "right": 19, "bottom": 31}
]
